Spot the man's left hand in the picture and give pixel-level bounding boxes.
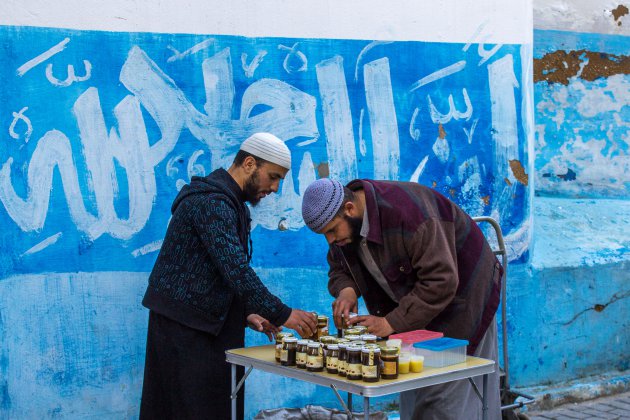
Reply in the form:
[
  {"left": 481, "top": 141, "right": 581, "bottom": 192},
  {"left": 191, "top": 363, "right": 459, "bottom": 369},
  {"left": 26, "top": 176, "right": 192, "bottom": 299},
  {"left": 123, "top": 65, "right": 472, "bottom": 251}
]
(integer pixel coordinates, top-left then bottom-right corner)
[
  {"left": 247, "top": 314, "right": 281, "bottom": 341},
  {"left": 347, "top": 315, "right": 394, "bottom": 337}
]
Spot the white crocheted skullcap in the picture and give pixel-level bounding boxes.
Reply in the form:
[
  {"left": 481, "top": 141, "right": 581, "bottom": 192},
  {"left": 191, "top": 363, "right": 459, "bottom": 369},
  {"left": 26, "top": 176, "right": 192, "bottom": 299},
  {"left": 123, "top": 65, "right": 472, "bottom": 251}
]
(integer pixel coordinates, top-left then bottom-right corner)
[
  {"left": 302, "top": 178, "right": 345, "bottom": 232},
  {"left": 240, "top": 132, "right": 291, "bottom": 170}
]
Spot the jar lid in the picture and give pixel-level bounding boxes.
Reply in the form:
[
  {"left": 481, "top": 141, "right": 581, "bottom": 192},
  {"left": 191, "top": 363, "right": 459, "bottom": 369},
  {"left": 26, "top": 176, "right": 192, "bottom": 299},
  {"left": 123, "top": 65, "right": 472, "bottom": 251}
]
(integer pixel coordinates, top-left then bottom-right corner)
[
  {"left": 307, "top": 342, "right": 321, "bottom": 348},
  {"left": 347, "top": 346, "right": 361, "bottom": 352},
  {"left": 327, "top": 344, "right": 339, "bottom": 350},
  {"left": 362, "top": 347, "right": 381, "bottom": 353},
  {"left": 319, "top": 336, "right": 337, "bottom": 344},
  {"left": 317, "top": 315, "right": 329, "bottom": 321},
  {"left": 283, "top": 337, "right": 298, "bottom": 343},
  {"left": 297, "top": 339, "right": 310, "bottom": 345},
  {"left": 336, "top": 338, "right": 350, "bottom": 343},
  {"left": 276, "top": 332, "right": 294, "bottom": 339},
  {"left": 361, "top": 334, "right": 377, "bottom": 340},
  {"left": 382, "top": 347, "right": 399, "bottom": 355}
]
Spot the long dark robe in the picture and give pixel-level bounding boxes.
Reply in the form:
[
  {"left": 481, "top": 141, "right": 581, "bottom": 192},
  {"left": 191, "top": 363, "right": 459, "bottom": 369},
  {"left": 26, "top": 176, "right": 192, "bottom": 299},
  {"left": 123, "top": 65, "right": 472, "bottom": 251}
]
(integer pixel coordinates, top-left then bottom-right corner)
[{"left": 139, "top": 298, "right": 245, "bottom": 420}]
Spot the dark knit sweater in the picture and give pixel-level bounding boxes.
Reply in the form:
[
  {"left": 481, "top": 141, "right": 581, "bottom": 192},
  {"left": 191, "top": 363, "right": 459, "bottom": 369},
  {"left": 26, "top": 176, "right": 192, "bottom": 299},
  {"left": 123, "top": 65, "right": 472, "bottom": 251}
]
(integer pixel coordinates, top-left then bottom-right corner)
[{"left": 142, "top": 168, "right": 291, "bottom": 335}]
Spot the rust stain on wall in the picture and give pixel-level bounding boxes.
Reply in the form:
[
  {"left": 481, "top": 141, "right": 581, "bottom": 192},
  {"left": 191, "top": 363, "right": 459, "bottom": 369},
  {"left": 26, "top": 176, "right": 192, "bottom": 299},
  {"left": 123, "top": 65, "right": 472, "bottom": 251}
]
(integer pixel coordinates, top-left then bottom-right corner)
[
  {"left": 509, "top": 160, "right": 529, "bottom": 186},
  {"left": 316, "top": 162, "right": 329, "bottom": 178},
  {"left": 504, "top": 178, "right": 512, "bottom": 186},
  {"left": 449, "top": 188, "right": 456, "bottom": 198},
  {"left": 534, "top": 49, "right": 629, "bottom": 85},
  {"left": 612, "top": 4, "right": 629, "bottom": 25},
  {"left": 438, "top": 124, "right": 447, "bottom": 139},
  {"left": 482, "top": 195, "right": 490, "bottom": 206}
]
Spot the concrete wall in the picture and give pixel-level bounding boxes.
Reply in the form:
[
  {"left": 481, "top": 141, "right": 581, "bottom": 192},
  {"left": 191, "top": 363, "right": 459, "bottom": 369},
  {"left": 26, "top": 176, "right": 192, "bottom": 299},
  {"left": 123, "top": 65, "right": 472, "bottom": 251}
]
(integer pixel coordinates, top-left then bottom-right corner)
[
  {"left": 517, "top": 0, "right": 630, "bottom": 403},
  {"left": 10, "top": 0, "right": 616, "bottom": 418}
]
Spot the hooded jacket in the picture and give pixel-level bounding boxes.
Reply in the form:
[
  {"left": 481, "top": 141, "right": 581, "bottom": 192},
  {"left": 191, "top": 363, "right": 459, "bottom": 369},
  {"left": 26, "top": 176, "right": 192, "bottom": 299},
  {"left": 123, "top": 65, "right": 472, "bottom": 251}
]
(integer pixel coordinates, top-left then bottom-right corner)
[{"left": 142, "top": 168, "right": 292, "bottom": 335}]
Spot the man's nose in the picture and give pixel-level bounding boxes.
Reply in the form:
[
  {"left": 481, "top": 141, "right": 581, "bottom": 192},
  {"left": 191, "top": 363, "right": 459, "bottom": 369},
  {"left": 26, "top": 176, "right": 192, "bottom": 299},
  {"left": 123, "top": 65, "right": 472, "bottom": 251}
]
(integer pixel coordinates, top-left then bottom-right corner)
[{"left": 270, "top": 180, "right": 280, "bottom": 193}]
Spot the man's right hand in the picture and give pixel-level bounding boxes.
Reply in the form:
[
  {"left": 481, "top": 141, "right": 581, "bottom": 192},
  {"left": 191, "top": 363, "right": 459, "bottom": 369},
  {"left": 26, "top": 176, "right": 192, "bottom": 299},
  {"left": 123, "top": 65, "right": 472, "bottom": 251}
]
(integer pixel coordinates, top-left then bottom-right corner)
[
  {"left": 332, "top": 287, "right": 358, "bottom": 329},
  {"left": 283, "top": 309, "right": 317, "bottom": 338}
]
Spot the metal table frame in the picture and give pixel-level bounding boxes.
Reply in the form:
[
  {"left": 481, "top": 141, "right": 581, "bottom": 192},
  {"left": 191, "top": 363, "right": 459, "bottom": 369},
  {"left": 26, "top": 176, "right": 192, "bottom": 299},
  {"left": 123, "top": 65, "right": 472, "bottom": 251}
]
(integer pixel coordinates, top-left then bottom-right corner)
[{"left": 226, "top": 345, "right": 495, "bottom": 420}]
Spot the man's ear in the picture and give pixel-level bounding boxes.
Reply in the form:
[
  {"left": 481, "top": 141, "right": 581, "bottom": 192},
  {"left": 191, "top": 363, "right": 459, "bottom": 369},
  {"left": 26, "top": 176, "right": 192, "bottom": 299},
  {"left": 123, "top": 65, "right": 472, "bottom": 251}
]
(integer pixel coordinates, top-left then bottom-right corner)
[
  {"left": 343, "top": 200, "right": 358, "bottom": 218},
  {"left": 242, "top": 156, "right": 257, "bottom": 175}
]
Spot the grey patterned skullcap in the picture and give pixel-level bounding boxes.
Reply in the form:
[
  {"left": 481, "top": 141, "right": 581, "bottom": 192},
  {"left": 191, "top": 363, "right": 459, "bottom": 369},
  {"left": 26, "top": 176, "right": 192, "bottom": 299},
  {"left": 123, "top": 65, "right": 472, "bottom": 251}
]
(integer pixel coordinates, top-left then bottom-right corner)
[
  {"left": 302, "top": 178, "right": 345, "bottom": 232},
  {"left": 240, "top": 132, "right": 291, "bottom": 169}
]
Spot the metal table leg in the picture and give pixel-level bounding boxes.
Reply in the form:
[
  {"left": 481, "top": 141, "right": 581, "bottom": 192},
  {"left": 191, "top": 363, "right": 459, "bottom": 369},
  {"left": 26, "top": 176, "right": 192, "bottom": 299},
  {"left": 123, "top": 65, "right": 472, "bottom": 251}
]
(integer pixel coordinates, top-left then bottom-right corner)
[
  {"left": 364, "top": 396, "right": 370, "bottom": 420},
  {"left": 348, "top": 393, "right": 353, "bottom": 414},
  {"left": 482, "top": 373, "right": 488, "bottom": 420},
  {"left": 231, "top": 364, "right": 236, "bottom": 420}
]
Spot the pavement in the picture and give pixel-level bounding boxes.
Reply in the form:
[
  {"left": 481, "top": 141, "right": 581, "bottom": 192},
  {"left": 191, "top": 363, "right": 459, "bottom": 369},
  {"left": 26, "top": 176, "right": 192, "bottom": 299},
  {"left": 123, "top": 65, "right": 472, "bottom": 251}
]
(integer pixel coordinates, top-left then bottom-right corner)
[{"left": 525, "top": 391, "right": 630, "bottom": 420}]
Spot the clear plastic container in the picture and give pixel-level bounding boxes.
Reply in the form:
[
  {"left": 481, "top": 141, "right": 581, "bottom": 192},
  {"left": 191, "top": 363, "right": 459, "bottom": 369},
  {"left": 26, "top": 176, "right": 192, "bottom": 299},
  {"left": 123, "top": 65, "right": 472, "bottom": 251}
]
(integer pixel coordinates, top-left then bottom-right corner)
[
  {"left": 412, "top": 337, "right": 468, "bottom": 368},
  {"left": 389, "top": 329, "right": 443, "bottom": 353}
]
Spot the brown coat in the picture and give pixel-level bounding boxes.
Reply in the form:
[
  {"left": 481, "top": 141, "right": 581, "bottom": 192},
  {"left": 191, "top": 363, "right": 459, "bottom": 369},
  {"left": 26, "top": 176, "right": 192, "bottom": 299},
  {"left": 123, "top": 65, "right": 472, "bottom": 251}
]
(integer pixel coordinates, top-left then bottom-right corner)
[{"left": 327, "top": 179, "right": 502, "bottom": 354}]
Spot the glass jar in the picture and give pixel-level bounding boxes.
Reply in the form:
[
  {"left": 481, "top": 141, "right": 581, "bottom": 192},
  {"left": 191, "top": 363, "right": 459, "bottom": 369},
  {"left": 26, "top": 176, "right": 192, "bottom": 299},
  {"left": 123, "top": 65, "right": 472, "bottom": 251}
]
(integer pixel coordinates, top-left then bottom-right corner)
[
  {"left": 346, "top": 346, "right": 363, "bottom": 380},
  {"left": 281, "top": 337, "right": 298, "bottom": 366},
  {"left": 296, "top": 339, "right": 310, "bottom": 369},
  {"left": 337, "top": 343, "right": 348, "bottom": 377},
  {"left": 354, "top": 325, "right": 369, "bottom": 335},
  {"left": 343, "top": 328, "right": 362, "bottom": 338},
  {"left": 361, "top": 334, "right": 378, "bottom": 344},
  {"left": 381, "top": 347, "right": 399, "bottom": 379},
  {"left": 326, "top": 344, "right": 339, "bottom": 374},
  {"left": 275, "top": 332, "right": 294, "bottom": 363},
  {"left": 361, "top": 347, "right": 381, "bottom": 383},
  {"left": 316, "top": 315, "right": 329, "bottom": 340},
  {"left": 341, "top": 312, "right": 358, "bottom": 330},
  {"left": 306, "top": 342, "right": 324, "bottom": 372}
]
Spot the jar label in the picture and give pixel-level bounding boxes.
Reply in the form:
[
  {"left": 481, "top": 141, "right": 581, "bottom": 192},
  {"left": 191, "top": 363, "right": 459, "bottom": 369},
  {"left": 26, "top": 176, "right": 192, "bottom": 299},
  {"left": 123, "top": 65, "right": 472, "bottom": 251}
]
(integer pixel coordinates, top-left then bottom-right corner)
[
  {"left": 338, "top": 361, "right": 347, "bottom": 373},
  {"left": 347, "top": 363, "right": 362, "bottom": 376},
  {"left": 280, "top": 349, "right": 288, "bottom": 362},
  {"left": 296, "top": 353, "right": 307, "bottom": 365},
  {"left": 383, "top": 361, "right": 397, "bottom": 375},
  {"left": 326, "top": 357, "right": 338, "bottom": 370},
  {"left": 362, "top": 365, "right": 378, "bottom": 378},
  {"left": 275, "top": 344, "right": 282, "bottom": 359},
  {"left": 307, "top": 355, "right": 323, "bottom": 368}
]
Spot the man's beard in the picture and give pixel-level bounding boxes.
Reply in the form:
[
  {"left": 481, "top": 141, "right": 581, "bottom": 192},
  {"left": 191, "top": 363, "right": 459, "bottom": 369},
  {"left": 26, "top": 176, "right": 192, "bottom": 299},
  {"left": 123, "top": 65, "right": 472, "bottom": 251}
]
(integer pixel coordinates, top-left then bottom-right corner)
[
  {"left": 344, "top": 214, "right": 363, "bottom": 245},
  {"left": 243, "top": 169, "right": 261, "bottom": 206}
]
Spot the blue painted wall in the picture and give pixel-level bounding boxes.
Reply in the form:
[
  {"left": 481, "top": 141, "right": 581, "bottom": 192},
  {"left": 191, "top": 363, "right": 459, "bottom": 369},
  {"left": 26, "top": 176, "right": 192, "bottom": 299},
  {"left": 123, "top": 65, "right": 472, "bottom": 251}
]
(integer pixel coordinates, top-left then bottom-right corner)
[
  {"left": 0, "top": 25, "right": 532, "bottom": 418},
  {"left": 514, "top": 28, "right": 630, "bottom": 391}
]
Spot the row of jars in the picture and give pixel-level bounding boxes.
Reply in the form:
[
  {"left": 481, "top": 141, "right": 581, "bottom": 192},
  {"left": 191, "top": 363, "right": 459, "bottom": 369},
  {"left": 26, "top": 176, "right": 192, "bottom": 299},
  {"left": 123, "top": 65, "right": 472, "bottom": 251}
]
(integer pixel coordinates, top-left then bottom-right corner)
[
  {"left": 302, "top": 313, "right": 371, "bottom": 341},
  {"left": 275, "top": 333, "right": 399, "bottom": 382}
]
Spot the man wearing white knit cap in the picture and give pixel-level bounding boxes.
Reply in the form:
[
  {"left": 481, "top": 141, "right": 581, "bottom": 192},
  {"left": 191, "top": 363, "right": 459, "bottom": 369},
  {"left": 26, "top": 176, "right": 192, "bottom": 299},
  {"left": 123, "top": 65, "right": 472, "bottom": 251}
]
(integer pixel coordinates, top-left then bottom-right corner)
[{"left": 141, "top": 133, "right": 316, "bottom": 420}]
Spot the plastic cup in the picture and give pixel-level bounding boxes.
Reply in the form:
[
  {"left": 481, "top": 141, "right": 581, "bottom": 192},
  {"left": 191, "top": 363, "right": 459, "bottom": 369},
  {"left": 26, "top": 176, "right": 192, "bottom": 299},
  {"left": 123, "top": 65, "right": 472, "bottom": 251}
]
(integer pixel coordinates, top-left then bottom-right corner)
[
  {"left": 399, "top": 352, "right": 411, "bottom": 374},
  {"left": 410, "top": 355, "right": 424, "bottom": 373}
]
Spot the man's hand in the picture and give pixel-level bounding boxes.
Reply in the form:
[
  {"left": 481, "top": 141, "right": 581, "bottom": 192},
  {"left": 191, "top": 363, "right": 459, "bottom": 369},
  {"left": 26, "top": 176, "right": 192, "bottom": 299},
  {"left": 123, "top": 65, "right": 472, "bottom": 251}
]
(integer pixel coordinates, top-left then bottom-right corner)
[
  {"left": 347, "top": 315, "right": 394, "bottom": 338},
  {"left": 283, "top": 309, "right": 317, "bottom": 338},
  {"left": 332, "top": 287, "right": 358, "bottom": 330},
  {"left": 247, "top": 314, "right": 281, "bottom": 342}
]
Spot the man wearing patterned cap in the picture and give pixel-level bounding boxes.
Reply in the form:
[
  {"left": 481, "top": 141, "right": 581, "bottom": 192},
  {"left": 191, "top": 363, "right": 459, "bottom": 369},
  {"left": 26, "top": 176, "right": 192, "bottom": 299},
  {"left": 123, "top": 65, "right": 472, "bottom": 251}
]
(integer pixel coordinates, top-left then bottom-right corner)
[
  {"left": 302, "top": 178, "right": 503, "bottom": 420},
  {"left": 140, "top": 133, "right": 317, "bottom": 420}
]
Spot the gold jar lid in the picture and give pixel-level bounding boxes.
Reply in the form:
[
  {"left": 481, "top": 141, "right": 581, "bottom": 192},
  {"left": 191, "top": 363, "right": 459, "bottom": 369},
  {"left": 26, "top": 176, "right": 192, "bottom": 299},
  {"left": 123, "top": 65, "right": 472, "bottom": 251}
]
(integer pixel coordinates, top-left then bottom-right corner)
[
  {"left": 381, "top": 347, "right": 399, "bottom": 355},
  {"left": 319, "top": 335, "right": 338, "bottom": 344},
  {"left": 275, "top": 332, "right": 294, "bottom": 340},
  {"left": 343, "top": 328, "right": 362, "bottom": 336}
]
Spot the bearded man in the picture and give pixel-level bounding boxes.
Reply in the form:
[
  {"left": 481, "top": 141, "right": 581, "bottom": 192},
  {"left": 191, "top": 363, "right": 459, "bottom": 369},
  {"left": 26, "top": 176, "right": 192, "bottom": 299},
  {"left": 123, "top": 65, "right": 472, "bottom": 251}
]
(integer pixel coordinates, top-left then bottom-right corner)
[
  {"left": 140, "top": 133, "right": 317, "bottom": 420},
  {"left": 301, "top": 178, "right": 503, "bottom": 420}
]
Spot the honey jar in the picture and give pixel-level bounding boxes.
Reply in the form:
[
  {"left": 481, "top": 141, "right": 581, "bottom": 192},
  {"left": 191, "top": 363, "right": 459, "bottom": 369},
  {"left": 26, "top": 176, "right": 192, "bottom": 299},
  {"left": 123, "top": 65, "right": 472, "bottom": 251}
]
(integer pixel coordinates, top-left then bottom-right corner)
[
  {"left": 346, "top": 346, "right": 362, "bottom": 380},
  {"left": 296, "top": 339, "right": 310, "bottom": 369},
  {"left": 275, "top": 332, "right": 294, "bottom": 363},
  {"left": 337, "top": 343, "right": 348, "bottom": 377},
  {"left": 306, "top": 342, "right": 324, "bottom": 372},
  {"left": 326, "top": 344, "right": 339, "bottom": 374},
  {"left": 361, "top": 347, "right": 381, "bottom": 383},
  {"left": 280, "top": 337, "right": 298, "bottom": 366},
  {"left": 381, "top": 347, "right": 399, "bottom": 379}
]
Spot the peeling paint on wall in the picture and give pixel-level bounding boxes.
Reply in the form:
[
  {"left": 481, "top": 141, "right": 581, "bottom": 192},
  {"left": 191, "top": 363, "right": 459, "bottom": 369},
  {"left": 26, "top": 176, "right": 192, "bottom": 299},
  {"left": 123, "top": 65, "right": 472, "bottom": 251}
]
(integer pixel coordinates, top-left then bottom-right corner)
[
  {"left": 534, "top": 49, "right": 630, "bottom": 85},
  {"left": 534, "top": 30, "right": 630, "bottom": 198},
  {"left": 612, "top": 4, "right": 629, "bottom": 25},
  {"left": 509, "top": 159, "right": 529, "bottom": 186}
]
